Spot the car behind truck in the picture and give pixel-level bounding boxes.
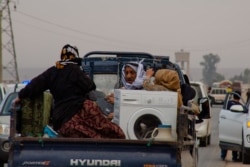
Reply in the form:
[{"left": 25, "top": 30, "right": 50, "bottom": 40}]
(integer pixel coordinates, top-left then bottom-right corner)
[
  {"left": 219, "top": 91, "right": 250, "bottom": 164},
  {"left": 5, "top": 51, "right": 199, "bottom": 167}
]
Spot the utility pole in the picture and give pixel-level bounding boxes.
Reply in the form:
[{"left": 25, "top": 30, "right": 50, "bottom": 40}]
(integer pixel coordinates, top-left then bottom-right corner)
[{"left": 0, "top": 0, "right": 19, "bottom": 83}]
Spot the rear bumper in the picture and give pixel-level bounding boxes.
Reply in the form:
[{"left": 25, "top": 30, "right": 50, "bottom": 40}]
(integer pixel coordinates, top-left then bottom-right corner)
[
  {"left": 214, "top": 99, "right": 224, "bottom": 104},
  {"left": 219, "top": 141, "right": 242, "bottom": 152},
  {"left": 8, "top": 137, "right": 181, "bottom": 167},
  {"left": 195, "top": 120, "right": 210, "bottom": 138}
]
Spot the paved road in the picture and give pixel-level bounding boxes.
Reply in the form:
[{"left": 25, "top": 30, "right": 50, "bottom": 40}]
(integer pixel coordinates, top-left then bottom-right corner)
[{"left": 198, "top": 105, "right": 249, "bottom": 167}]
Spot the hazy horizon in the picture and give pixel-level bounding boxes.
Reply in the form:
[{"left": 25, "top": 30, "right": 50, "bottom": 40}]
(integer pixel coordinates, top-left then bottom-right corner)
[
  {"left": 2, "top": 67, "right": 245, "bottom": 84},
  {"left": 2, "top": 0, "right": 250, "bottom": 83}
]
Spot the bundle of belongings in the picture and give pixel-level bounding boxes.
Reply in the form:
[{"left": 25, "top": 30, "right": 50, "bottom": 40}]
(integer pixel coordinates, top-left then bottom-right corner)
[
  {"left": 146, "top": 69, "right": 183, "bottom": 108},
  {"left": 17, "top": 91, "right": 54, "bottom": 137}
]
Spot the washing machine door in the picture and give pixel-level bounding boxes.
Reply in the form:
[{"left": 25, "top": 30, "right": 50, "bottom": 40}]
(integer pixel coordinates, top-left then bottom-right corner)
[{"left": 127, "top": 108, "right": 168, "bottom": 140}]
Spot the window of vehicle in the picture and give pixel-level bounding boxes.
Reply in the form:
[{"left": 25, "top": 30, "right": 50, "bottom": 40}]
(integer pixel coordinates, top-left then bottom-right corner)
[
  {"left": 0, "top": 84, "right": 6, "bottom": 103},
  {"left": 0, "top": 92, "right": 18, "bottom": 116},
  {"left": 191, "top": 84, "right": 202, "bottom": 104},
  {"left": 93, "top": 74, "right": 118, "bottom": 95},
  {"left": 0, "top": 88, "right": 4, "bottom": 102},
  {"left": 211, "top": 88, "right": 226, "bottom": 94}
]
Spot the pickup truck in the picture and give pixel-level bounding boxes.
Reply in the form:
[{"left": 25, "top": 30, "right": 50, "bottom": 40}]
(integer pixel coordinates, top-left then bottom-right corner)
[
  {"left": 190, "top": 81, "right": 211, "bottom": 147},
  {"left": 6, "top": 51, "right": 199, "bottom": 167}
]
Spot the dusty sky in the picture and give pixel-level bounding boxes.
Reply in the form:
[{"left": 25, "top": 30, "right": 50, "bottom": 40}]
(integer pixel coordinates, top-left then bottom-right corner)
[{"left": 3, "top": 0, "right": 250, "bottom": 70}]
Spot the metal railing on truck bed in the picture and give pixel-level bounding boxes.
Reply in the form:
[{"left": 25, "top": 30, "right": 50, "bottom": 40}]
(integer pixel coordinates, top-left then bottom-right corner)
[{"left": 82, "top": 51, "right": 185, "bottom": 85}]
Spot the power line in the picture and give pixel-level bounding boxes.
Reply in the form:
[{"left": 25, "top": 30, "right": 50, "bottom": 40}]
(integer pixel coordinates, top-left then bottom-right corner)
[
  {"left": 15, "top": 10, "right": 250, "bottom": 53},
  {"left": 15, "top": 10, "right": 138, "bottom": 46}
]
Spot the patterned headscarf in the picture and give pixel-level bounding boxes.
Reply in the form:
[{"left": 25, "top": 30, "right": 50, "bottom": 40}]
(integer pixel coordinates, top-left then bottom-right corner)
[
  {"left": 121, "top": 59, "right": 145, "bottom": 89},
  {"left": 60, "top": 44, "right": 79, "bottom": 60},
  {"left": 56, "top": 44, "right": 81, "bottom": 69}
]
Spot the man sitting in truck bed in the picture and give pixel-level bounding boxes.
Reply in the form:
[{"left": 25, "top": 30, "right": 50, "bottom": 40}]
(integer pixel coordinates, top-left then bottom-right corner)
[{"left": 103, "top": 60, "right": 146, "bottom": 119}]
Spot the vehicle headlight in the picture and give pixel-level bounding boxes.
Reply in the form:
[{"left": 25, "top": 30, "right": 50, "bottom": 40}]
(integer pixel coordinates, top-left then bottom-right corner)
[
  {"left": 247, "top": 120, "right": 250, "bottom": 128},
  {"left": 0, "top": 124, "right": 10, "bottom": 135},
  {"left": 247, "top": 135, "right": 250, "bottom": 143}
]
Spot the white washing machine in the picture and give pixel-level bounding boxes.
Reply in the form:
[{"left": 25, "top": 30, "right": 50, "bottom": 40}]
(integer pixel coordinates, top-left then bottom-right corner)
[{"left": 113, "top": 89, "right": 178, "bottom": 140}]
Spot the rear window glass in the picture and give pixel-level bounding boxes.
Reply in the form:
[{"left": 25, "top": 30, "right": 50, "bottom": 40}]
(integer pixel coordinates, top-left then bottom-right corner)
[
  {"left": 211, "top": 89, "right": 226, "bottom": 94},
  {"left": 0, "top": 92, "right": 18, "bottom": 115},
  {"left": 93, "top": 74, "right": 118, "bottom": 95}
]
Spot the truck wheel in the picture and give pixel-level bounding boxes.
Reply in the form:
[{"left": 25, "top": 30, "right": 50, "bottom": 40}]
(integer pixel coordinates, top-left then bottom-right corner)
[
  {"left": 192, "top": 142, "right": 199, "bottom": 167},
  {"left": 242, "top": 135, "right": 250, "bottom": 164},
  {"left": 207, "top": 135, "right": 211, "bottom": 145},
  {"left": 199, "top": 136, "right": 207, "bottom": 147},
  {"left": 0, "top": 161, "right": 4, "bottom": 167},
  {"left": 242, "top": 145, "right": 250, "bottom": 164}
]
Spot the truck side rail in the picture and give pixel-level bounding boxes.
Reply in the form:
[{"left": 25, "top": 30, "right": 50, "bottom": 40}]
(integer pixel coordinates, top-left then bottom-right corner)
[{"left": 83, "top": 51, "right": 154, "bottom": 59}]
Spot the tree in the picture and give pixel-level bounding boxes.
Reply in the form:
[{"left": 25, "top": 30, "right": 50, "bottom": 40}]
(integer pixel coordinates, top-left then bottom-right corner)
[
  {"left": 200, "top": 53, "right": 223, "bottom": 86},
  {"left": 229, "top": 68, "right": 250, "bottom": 83},
  {"left": 243, "top": 69, "right": 250, "bottom": 83}
]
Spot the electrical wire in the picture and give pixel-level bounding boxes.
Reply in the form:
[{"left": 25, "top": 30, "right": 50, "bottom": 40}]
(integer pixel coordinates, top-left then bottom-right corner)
[{"left": 12, "top": 10, "right": 250, "bottom": 54}]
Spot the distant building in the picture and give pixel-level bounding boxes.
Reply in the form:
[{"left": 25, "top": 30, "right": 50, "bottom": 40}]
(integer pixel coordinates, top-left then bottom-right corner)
[
  {"left": 219, "top": 80, "right": 232, "bottom": 88},
  {"left": 232, "top": 80, "right": 242, "bottom": 92},
  {"left": 175, "top": 49, "right": 190, "bottom": 78}
]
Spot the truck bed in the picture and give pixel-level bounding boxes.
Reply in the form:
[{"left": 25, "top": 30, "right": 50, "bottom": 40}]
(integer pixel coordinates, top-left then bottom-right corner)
[
  {"left": 8, "top": 104, "right": 196, "bottom": 167},
  {"left": 8, "top": 137, "right": 186, "bottom": 167}
]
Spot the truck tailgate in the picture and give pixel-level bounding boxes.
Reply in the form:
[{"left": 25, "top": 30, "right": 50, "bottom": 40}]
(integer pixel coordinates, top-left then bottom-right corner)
[{"left": 9, "top": 137, "right": 180, "bottom": 167}]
